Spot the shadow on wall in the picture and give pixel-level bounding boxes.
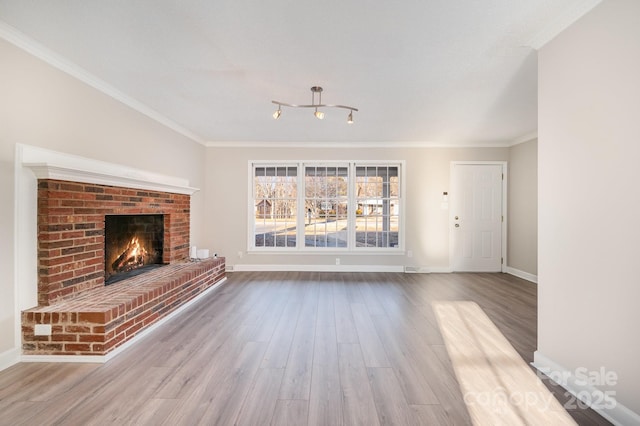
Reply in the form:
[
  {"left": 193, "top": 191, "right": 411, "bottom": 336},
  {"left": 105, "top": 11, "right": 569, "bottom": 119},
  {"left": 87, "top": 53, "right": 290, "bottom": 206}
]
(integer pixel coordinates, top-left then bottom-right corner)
[{"left": 0, "top": 158, "right": 16, "bottom": 353}]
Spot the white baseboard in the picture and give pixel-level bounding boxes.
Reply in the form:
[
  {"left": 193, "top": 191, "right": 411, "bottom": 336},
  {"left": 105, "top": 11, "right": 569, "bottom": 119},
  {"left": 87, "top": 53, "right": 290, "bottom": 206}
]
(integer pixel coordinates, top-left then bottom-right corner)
[
  {"left": 21, "top": 354, "right": 107, "bottom": 363},
  {"left": 230, "top": 264, "right": 455, "bottom": 273},
  {"left": 21, "top": 277, "right": 227, "bottom": 364},
  {"left": 505, "top": 266, "right": 538, "bottom": 283},
  {"left": 230, "top": 264, "right": 533, "bottom": 278},
  {"left": 0, "top": 347, "right": 21, "bottom": 372},
  {"left": 231, "top": 264, "right": 404, "bottom": 273},
  {"left": 532, "top": 351, "right": 640, "bottom": 426},
  {"left": 404, "top": 266, "right": 453, "bottom": 273}
]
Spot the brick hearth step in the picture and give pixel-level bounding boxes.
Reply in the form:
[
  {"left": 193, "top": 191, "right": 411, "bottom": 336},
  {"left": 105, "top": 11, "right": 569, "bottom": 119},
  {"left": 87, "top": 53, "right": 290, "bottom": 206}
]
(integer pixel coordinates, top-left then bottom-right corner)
[{"left": 22, "top": 257, "right": 225, "bottom": 357}]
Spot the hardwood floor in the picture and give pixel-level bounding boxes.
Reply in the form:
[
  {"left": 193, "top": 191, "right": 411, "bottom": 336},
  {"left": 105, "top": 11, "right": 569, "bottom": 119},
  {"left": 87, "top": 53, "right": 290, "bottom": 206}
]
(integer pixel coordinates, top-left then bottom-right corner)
[{"left": 0, "top": 271, "right": 610, "bottom": 425}]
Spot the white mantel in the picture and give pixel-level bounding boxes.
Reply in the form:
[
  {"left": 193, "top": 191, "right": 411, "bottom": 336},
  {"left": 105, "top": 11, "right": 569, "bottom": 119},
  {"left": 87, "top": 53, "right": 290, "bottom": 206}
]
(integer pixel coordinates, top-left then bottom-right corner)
[{"left": 20, "top": 144, "right": 199, "bottom": 195}]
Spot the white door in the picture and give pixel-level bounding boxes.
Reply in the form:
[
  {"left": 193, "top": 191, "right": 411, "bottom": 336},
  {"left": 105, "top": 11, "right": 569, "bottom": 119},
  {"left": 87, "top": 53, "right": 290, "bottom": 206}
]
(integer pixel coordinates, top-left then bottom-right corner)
[{"left": 451, "top": 163, "right": 504, "bottom": 272}]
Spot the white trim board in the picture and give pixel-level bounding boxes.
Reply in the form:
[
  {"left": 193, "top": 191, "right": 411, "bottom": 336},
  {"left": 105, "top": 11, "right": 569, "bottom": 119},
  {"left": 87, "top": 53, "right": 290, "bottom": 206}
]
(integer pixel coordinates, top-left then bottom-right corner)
[
  {"left": 0, "top": 348, "right": 21, "bottom": 372},
  {"left": 509, "top": 131, "right": 537, "bottom": 146},
  {"left": 504, "top": 266, "right": 538, "bottom": 284},
  {"left": 532, "top": 351, "right": 640, "bottom": 426},
  {"left": 21, "top": 277, "right": 227, "bottom": 365},
  {"left": 230, "top": 265, "right": 536, "bottom": 277},
  {"left": 231, "top": 264, "right": 404, "bottom": 273},
  {"left": 19, "top": 144, "right": 199, "bottom": 195},
  {"left": 404, "top": 266, "right": 453, "bottom": 273},
  {"left": 208, "top": 140, "right": 516, "bottom": 149}
]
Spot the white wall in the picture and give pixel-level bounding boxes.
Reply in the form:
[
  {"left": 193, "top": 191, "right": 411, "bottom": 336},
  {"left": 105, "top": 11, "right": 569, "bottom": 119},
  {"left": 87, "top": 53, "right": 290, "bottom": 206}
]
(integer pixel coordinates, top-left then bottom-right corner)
[
  {"left": 507, "top": 139, "right": 537, "bottom": 277},
  {"left": 0, "top": 38, "right": 207, "bottom": 367},
  {"left": 204, "top": 146, "right": 510, "bottom": 270},
  {"left": 538, "top": 0, "right": 640, "bottom": 418}
]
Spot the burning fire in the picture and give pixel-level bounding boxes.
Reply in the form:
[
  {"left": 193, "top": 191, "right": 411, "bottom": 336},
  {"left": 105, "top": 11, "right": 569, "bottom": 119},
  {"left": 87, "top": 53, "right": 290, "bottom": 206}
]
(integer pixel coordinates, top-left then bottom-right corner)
[{"left": 112, "top": 237, "right": 148, "bottom": 272}]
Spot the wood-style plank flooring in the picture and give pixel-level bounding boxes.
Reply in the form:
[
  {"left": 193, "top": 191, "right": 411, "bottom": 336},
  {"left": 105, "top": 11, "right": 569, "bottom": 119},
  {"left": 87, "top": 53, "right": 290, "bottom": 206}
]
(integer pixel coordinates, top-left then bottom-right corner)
[{"left": 0, "top": 272, "right": 610, "bottom": 425}]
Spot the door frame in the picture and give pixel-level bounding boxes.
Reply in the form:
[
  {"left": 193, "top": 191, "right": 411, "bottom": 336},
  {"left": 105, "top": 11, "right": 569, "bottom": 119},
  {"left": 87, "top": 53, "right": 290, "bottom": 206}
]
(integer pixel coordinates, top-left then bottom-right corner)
[{"left": 449, "top": 161, "right": 508, "bottom": 272}]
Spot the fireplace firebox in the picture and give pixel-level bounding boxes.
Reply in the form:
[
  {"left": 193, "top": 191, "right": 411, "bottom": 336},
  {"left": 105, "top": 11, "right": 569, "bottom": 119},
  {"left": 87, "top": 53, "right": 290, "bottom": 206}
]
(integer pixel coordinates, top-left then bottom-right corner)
[{"left": 105, "top": 214, "right": 165, "bottom": 284}]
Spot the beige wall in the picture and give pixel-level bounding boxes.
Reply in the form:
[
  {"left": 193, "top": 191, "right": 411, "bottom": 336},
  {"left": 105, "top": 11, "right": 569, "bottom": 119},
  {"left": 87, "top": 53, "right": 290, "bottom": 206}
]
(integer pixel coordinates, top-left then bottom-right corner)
[
  {"left": 507, "top": 139, "right": 537, "bottom": 276},
  {"left": 204, "top": 146, "right": 510, "bottom": 270},
  {"left": 538, "top": 0, "right": 640, "bottom": 417},
  {"left": 0, "top": 39, "right": 207, "bottom": 364}
]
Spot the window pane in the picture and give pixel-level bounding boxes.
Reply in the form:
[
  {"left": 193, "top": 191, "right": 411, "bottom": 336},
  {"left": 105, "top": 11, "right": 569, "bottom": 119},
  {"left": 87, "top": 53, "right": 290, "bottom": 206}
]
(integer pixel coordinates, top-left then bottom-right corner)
[
  {"left": 355, "top": 165, "right": 400, "bottom": 248},
  {"left": 304, "top": 166, "right": 348, "bottom": 248},
  {"left": 253, "top": 165, "right": 297, "bottom": 248}
]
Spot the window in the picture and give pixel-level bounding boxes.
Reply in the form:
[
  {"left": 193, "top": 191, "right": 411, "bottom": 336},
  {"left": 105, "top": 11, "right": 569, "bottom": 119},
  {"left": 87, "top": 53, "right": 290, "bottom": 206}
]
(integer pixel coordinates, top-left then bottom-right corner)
[
  {"left": 250, "top": 161, "right": 403, "bottom": 252},
  {"left": 253, "top": 165, "right": 298, "bottom": 248},
  {"left": 355, "top": 165, "right": 399, "bottom": 248}
]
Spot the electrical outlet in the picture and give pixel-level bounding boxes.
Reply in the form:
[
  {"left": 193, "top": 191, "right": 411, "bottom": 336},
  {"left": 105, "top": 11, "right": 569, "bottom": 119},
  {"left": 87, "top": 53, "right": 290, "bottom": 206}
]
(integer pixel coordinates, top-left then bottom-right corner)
[
  {"left": 335, "top": 258, "right": 340, "bottom": 265},
  {"left": 34, "top": 324, "right": 52, "bottom": 336},
  {"left": 237, "top": 251, "right": 243, "bottom": 259},
  {"left": 407, "top": 250, "right": 413, "bottom": 258}
]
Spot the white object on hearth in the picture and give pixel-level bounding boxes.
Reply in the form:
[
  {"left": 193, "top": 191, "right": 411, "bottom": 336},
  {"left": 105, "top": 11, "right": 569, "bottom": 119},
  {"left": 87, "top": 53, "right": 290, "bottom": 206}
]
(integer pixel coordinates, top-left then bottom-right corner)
[
  {"left": 190, "top": 246, "right": 197, "bottom": 259},
  {"left": 197, "top": 249, "right": 209, "bottom": 259}
]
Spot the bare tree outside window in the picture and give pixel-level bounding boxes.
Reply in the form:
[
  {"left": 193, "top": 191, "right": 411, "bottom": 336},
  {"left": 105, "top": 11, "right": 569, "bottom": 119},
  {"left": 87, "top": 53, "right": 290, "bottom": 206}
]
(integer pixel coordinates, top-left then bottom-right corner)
[
  {"left": 254, "top": 166, "right": 297, "bottom": 247},
  {"left": 304, "top": 166, "right": 348, "bottom": 247}
]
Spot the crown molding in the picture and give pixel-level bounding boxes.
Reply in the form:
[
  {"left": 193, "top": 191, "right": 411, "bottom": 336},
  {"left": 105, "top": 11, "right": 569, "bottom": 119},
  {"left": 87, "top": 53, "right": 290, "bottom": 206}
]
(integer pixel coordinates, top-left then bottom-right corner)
[
  {"left": 0, "top": 21, "right": 205, "bottom": 146},
  {"left": 527, "top": 0, "right": 602, "bottom": 49},
  {"left": 509, "top": 131, "right": 538, "bottom": 147},
  {"left": 205, "top": 140, "right": 513, "bottom": 149}
]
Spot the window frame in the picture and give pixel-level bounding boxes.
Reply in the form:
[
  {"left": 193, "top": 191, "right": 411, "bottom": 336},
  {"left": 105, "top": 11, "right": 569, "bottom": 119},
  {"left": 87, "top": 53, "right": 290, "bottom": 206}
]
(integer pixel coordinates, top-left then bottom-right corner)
[
  {"left": 251, "top": 163, "right": 299, "bottom": 250},
  {"left": 248, "top": 160, "right": 405, "bottom": 254},
  {"left": 353, "top": 163, "right": 402, "bottom": 250}
]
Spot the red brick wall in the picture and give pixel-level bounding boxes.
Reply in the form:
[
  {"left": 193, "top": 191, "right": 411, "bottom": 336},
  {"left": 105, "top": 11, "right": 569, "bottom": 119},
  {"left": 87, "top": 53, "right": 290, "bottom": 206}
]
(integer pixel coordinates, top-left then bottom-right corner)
[{"left": 37, "top": 179, "right": 190, "bottom": 305}]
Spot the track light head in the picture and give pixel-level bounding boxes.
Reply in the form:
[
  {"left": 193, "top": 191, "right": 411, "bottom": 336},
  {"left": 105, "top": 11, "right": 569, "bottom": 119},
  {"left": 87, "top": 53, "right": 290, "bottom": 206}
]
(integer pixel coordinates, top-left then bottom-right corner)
[
  {"left": 347, "top": 111, "right": 353, "bottom": 124},
  {"left": 273, "top": 106, "right": 281, "bottom": 120},
  {"left": 314, "top": 109, "right": 325, "bottom": 120}
]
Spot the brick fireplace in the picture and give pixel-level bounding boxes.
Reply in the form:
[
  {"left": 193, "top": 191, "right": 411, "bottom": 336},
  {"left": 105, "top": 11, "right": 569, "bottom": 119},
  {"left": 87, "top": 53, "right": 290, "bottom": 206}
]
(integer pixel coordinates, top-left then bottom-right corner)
[
  {"left": 18, "top": 147, "right": 225, "bottom": 359},
  {"left": 36, "top": 179, "right": 190, "bottom": 304}
]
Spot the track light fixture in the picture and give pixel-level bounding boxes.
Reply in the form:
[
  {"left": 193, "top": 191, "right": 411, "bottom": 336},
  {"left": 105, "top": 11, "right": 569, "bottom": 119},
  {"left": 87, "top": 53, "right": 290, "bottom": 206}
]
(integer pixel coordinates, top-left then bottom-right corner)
[{"left": 272, "top": 86, "right": 357, "bottom": 124}]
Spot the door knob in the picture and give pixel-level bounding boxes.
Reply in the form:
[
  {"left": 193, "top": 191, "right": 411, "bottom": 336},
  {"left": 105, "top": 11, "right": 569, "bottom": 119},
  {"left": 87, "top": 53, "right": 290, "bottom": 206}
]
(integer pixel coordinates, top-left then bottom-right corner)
[
  {"left": 454, "top": 216, "right": 459, "bottom": 220},
  {"left": 455, "top": 224, "right": 460, "bottom": 228}
]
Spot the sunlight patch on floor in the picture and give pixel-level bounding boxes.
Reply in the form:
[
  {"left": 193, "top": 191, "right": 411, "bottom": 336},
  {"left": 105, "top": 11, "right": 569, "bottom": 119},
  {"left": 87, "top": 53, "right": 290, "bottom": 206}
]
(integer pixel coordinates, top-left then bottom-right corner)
[{"left": 433, "top": 301, "right": 576, "bottom": 425}]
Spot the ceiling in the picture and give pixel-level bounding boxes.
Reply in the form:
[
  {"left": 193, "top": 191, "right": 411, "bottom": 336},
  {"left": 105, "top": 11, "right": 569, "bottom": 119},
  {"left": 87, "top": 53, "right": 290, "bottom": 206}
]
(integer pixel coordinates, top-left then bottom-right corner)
[{"left": 0, "top": 1, "right": 600, "bottom": 147}]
